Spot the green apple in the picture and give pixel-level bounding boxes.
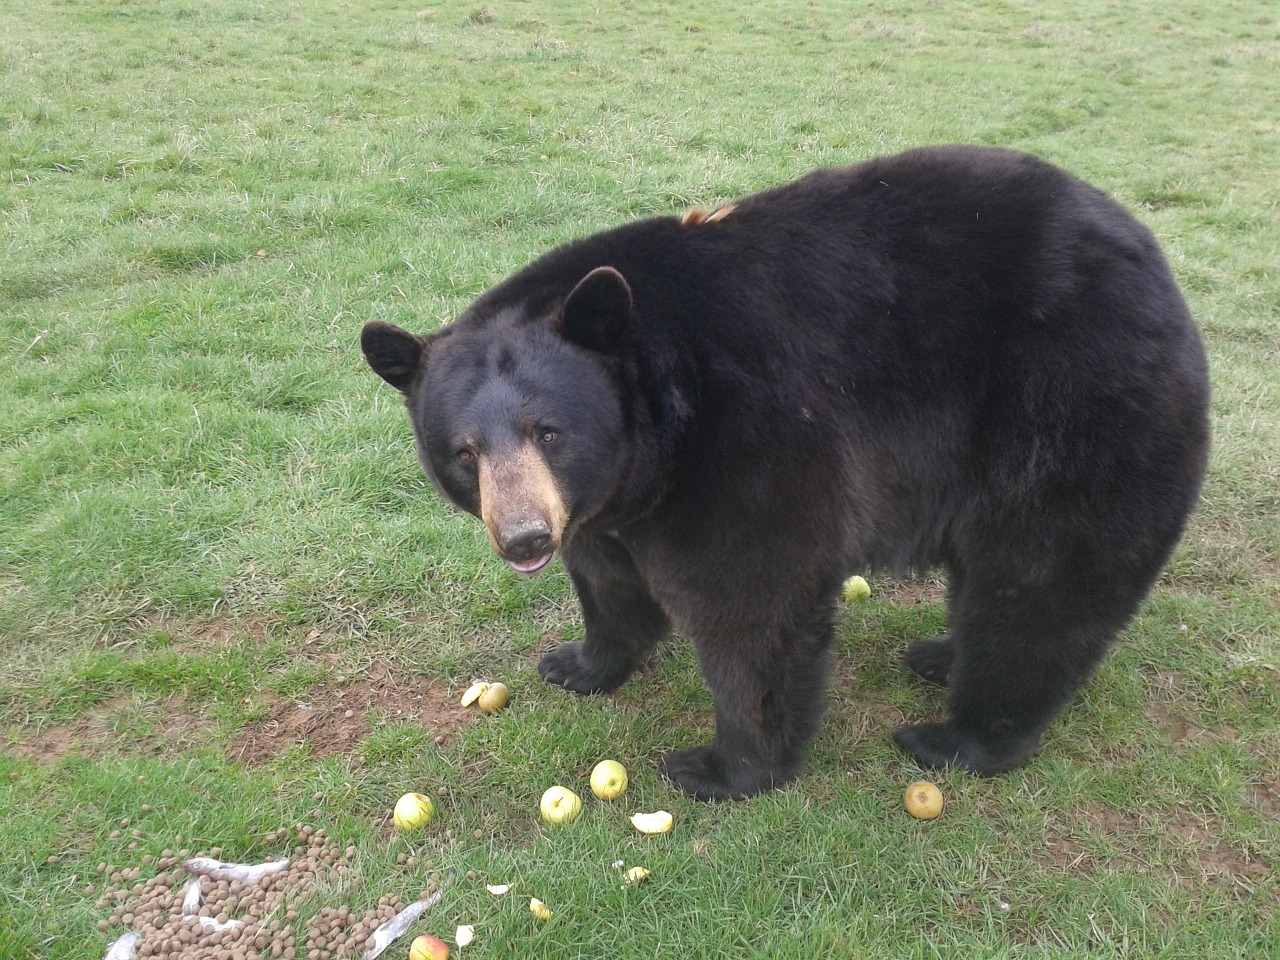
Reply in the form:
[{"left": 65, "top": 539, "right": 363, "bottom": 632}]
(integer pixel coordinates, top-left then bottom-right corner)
[
  {"left": 842, "top": 575, "right": 871, "bottom": 603},
  {"left": 393, "top": 792, "right": 435, "bottom": 832},
  {"left": 539, "top": 785, "right": 582, "bottom": 825},
  {"left": 589, "top": 759, "right": 628, "bottom": 800}
]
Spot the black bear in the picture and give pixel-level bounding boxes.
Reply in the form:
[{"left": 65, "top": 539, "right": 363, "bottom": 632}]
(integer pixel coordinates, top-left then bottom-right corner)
[{"left": 362, "top": 145, "right": 1210, "bottom": 800}]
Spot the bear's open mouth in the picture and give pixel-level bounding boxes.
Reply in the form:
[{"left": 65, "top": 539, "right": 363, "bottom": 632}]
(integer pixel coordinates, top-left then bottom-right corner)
[{"left": 508, "top": 552, "right": 554, "bottom": 577}]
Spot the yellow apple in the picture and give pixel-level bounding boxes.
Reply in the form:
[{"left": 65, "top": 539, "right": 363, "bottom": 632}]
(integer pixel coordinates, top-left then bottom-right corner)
[
  {"left": 842, "top": 575, "right": 871, "bottom": 603},
  {"left": 529, "top": 897, "right": 553, "bottom": 921},
  {"left": 904, "top": 780, "right": 944, "bottom": 820},
  {"left": 539, "top": 785, "right": 582, "bottom": 826},
  {"left": 589, "top": 759, "right": 628, "bottom": 800},
  {"left": 393, "top": 792, "right": 435, "bottom": 832},
  {"left": 477, "top": 682, "right": 509, "bottom": 713},
  {"left": 409, "top": 934, "right": 449, "bottom": 960},
  {"left": 460, "top": 681, "right": 489, "bottom": 706},
  {"left": 623, "top": 866, "right": 650, "bottom": 884}
]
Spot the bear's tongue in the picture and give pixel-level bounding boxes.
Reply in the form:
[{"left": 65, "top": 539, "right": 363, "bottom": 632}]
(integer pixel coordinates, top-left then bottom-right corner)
[{"left": 508, "top": 552, "right": 554, "bottom": 577}]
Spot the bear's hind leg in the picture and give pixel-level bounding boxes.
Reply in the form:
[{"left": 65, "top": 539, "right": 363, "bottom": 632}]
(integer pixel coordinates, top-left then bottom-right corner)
[
  {"left": 895, "top": 574, "right": 1136, "bottom": 776},
  {"left": 538, "top": 534, "right": 669, "bottom": 695},
  {"left": 904, "top": 570, "right": 967, "bottom": 686}
]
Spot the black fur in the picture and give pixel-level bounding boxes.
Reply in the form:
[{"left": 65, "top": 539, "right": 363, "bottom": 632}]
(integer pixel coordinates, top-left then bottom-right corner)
[{"left": 363, "top": 145, "right": 1210, "bottom": 800}]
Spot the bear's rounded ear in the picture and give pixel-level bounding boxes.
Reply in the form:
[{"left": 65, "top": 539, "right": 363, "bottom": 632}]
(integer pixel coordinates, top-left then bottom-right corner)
[
  {"left": 560, "top": 266, "right": 633, "bottom": 355},
  {"left": 361, "top": 321, "right": 429, "bottom": 393}
]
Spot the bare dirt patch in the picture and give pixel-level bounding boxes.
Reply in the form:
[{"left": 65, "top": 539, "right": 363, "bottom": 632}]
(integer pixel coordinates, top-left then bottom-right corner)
[
  {"left": 5, "top": 696, "right": 209, "bottom": 763},
  {"left": 1039, "top": 802, "right": 1271, "bottom": 891},
  {"left": 1249, "top": 777, "right": 1280, "bottom": 817},
  {"left": 876, "top": 576, "right": 948, "bottom": 606},
  {"left": 529, "top": 630, "right": 564, "bottom": 659},
  {"left": 131, "top": 611, "right": 275, "bottom": 652},
  {"left": 5, "top": 629, "right": 479, "bottom": 766},
  {"left": 1184, "top": 835, "right": 1271, "bottom": 889},
  {"left": 1139, "top": 669, "right": 1248, "bottom": 754},
  {"left": 1145, "top": 701, "right": 1240, "bottom": 745},
  {"left": 848, "top": 702, "right": 908, "bottom": 746},
  {"left": 230, "top": 662, "right": 475, "bottom": 766}
]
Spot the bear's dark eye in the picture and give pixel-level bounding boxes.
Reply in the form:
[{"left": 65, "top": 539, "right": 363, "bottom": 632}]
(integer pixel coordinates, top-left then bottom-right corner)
[
  {"left": 539, "top": 429, "right": 558, "bottom": 444},
  {"left": 457, "top": 449, "right": 476, "bottom": 463}
]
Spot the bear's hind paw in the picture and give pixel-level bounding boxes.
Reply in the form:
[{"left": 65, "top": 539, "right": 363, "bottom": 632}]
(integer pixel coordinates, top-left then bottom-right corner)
[
  {"left": 904, "top": 636, "right": 955, "bottom": 687},
  {"left": 893, "top": 721, "right": 1037, "bottom": 777}
]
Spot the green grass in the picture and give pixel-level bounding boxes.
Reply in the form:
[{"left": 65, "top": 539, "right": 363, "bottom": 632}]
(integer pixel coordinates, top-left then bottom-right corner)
[{"left": 2, "top": 1, "right": 1278, "bottom": 957}]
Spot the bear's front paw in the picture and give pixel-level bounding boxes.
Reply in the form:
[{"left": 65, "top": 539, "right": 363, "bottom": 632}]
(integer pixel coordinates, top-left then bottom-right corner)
[
  {"left": 660, "top": 746, "right": 788, "bottom": 801},
  {"left": 537, "top": 642, "right": 629, "bottom": 695},
  {"left": 893, "top": 721, "right": 1038, "bottom": 777}
]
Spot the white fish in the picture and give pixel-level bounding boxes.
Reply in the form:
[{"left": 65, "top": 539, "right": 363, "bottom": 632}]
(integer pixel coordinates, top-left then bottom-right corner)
[
  {"left": 195, "top": 916, "right": 243, "bottom": 933},
  {"left": 103, "top": 931, "right": 140, "bottom": 960},
  {"left": 361, "top": 890, "right": 442, "bottom": 959},
  {"left": 182, "top": 856, "right": 290, "bottom": 884},
  {"left": 180, "top": 877, "right": 203, "bottom": 915}
]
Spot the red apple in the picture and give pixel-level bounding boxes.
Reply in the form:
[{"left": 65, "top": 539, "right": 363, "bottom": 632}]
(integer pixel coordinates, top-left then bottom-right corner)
[{"left": 409, "top": 934, "right": 450, "bottom": 960}]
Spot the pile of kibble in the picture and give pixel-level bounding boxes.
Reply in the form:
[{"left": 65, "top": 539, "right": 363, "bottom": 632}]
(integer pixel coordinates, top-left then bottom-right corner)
[{"left": 95, "top": 824, "right": 441, "bottom": 960}]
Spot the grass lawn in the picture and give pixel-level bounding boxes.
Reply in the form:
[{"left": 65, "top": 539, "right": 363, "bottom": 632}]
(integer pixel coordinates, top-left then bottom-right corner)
[{"left": 1, "top": 1, "right": 1277, "bottom": 957}]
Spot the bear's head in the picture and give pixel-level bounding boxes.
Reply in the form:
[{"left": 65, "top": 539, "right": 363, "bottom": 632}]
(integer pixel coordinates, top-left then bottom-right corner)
[{"left": 362, "top": 267, "right": 634, "bottom": 576}]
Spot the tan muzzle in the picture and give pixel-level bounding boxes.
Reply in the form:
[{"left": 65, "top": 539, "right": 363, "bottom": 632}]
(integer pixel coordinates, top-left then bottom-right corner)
[{"left": 477, "top": 442, "right": 568, "bottom": 576}]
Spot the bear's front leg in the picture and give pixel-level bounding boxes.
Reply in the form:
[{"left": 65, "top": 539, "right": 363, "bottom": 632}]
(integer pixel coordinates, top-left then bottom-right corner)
[
  {"left": 662, "top": 607, "right": 835, "bottom": 800},
  {"left": 537, "top": 534, "right": 669, "bottom": 695}
]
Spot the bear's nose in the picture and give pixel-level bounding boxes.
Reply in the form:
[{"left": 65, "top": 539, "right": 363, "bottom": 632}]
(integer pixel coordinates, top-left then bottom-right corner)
[{"left": 498, "top": 522, "right": 552, "bottom": 563}]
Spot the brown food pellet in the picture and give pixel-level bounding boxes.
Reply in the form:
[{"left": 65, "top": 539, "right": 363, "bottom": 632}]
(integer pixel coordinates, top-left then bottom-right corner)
[{"left": 86, "top": 826, "right": 391, "bottom": 960}]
